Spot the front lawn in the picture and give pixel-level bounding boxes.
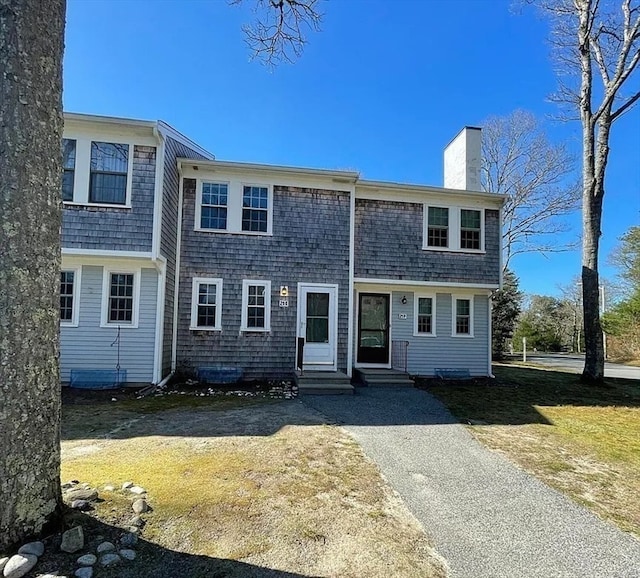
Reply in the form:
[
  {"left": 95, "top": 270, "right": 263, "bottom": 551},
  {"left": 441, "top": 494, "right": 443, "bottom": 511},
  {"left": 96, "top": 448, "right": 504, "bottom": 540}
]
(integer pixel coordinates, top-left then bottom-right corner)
[
  {"left": 426, "top": 365, "right": 640, "bottom": 537},
  {"left": 59, "top": 391, "right": 447, "bottom": 578}
]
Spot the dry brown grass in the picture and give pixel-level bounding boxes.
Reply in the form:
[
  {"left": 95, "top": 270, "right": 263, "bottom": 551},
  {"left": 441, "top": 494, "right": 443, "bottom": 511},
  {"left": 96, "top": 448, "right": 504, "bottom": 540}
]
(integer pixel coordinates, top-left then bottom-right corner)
[{"left": 61, "top": 399, "right": 447, "bottom": 578}]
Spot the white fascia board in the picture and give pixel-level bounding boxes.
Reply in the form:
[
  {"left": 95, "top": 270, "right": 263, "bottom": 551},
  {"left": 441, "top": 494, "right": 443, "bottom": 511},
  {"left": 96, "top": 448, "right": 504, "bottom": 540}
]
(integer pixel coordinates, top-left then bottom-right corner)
[
  {"left": 62, "top": 248, "right": 154, "bottom": 260},
  {"left": 157, "top": 121, "right": 214, "bottom": 160},
  {"left": 178, "top": 158, "right": 359, "bottom": 184},
  {"left": 63, "top": 113, "right": 158, "bottom": 145},
  {"left": 356, "top": 180, "right": 506, "bottom": 207},
  {"left": 354, "top": 278, "right": 499, "bottom": 292}
]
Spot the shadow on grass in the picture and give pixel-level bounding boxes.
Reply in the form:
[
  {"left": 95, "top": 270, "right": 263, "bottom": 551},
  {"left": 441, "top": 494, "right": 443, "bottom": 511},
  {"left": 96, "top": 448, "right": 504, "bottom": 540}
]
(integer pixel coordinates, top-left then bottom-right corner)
[
  {"left": 423, "top": 364, "right": 640, "bottom": 426},
  {"left": 34, "top": 511, "right": 319, "bottom": 578},
  {"left": 61, "top": 365, "right": 640, "bottom": 440}
]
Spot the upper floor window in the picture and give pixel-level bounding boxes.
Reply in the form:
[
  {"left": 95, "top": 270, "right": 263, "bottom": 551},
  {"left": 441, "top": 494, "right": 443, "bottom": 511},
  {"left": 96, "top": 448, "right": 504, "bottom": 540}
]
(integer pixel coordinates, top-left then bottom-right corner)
[
  {"left": 101, "top": 269, "right": 140, "bottom": 328},
  {"left": 62, "top": 139, "right": 76, "bottom": 202},
  {"left": 427, "top": 207, "right": 449, "bottom": 248},
  {"left": 60, "top": 269, "right": 80, "bottom": 327},
  {"left": 61, "top": 137, "right": 136, "bottom": 207},
  {"left": 424, "top": 206, "right": 484, "bottom": 253},
  {"left": 196, "top": 180, "right": 272, "bottom": 235},
  {"left": 190, "top": 277, "right": 223, "bottom": 331},
  {"left": 241, "top": 280, "right": 271, "bottom": 332},
  {"left": 90, "top": 142, "right": 129, "bottom": 205},
  {"left": 453, "top": 296, "right": 474, "bottom": 337},
  {"left": 460, "top": 209, "right": 481, "bottom": 250},
  {"left": 200, "top": 183, "right": 228, "bottom": 230},
  {"left": 242, "top": 186, "right": 268, "bottom": 232},
  {"left": 414, "top": 295, "right": 435, "bottom": 336}
]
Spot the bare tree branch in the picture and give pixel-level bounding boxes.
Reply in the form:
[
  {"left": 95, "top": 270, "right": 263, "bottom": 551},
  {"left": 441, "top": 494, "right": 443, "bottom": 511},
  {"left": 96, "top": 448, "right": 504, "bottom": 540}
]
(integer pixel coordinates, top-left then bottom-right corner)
[
  {"left": 232, "top": 0, "right": 323, "bottom": 67},
  {"left": 481, "top": 109, "right": 581, "bottom": 270}
]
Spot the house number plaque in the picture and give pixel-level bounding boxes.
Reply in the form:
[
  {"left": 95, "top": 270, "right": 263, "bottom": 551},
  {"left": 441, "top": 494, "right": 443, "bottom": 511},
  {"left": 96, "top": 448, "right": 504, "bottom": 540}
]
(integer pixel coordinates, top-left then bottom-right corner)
[
  {"left": 279, "top": 299, "right": 289, "bottom": 308},
  {"left": 398, "top": 313, "right": 408, "bottom": 320}
]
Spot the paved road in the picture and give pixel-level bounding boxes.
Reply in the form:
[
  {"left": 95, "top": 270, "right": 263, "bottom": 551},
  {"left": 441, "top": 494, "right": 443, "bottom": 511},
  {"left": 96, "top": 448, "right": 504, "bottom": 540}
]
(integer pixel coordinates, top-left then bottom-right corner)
[
  {"left": 303, "top": 388, "right": 640, "bottom": 578},
  {"left": 522, "top": 353, "right": 640, "bottom": 380}
]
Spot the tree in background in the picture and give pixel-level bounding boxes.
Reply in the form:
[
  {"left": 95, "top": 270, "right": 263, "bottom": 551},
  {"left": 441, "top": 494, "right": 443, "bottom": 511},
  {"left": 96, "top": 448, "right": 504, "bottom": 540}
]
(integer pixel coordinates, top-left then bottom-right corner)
[
  {"left": 481, "top": 110, "right": 580, "bottom": 271},
  {"left": 492, "top": 269, "right": 523, "bottom": 359},
  {"left": 0, "top": 0, "right": 321, "bottom": 551},
  {"left": 534, "top": 0, "right": 640, "bottom": 383},
  {"left": 513, "top": 295, "right": 575, "bottom": 352},
  {"left": 602, "top": 226, "right": 640, "bottom": 360}
]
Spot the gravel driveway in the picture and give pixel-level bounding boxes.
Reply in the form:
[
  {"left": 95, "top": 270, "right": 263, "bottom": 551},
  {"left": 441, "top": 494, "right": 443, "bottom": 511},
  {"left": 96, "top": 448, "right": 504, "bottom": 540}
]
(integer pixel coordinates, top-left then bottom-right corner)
[{"left": 303, "top": 387, "right": 640, "bottom": 578}]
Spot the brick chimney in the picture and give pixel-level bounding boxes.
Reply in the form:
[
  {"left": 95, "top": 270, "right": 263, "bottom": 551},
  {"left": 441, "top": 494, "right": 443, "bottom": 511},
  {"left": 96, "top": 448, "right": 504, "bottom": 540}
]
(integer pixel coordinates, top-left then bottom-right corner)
[{"left": 443, "top": 126, "right": 482, "bottom": 192}]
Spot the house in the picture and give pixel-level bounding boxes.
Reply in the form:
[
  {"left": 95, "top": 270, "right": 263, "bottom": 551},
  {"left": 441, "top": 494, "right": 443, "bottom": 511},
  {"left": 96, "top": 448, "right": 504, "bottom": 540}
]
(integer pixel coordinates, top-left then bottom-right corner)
[{"left": 60, "top": 114, "right": 504, "bottom": 390}]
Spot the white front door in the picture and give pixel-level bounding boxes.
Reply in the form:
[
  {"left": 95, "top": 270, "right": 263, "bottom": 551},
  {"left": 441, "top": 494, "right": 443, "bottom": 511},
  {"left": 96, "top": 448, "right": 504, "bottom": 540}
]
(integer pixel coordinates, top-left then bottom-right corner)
[{"left": 298, "top": 284, "right": 338, "bottom": 370}]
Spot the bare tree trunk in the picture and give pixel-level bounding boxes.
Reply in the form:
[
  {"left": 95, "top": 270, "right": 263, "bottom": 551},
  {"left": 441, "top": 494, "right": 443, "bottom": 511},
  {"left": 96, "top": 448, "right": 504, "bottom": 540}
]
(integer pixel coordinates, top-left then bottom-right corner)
[{"left": 0, "top": 0, "right": 65, "bottom": 549}]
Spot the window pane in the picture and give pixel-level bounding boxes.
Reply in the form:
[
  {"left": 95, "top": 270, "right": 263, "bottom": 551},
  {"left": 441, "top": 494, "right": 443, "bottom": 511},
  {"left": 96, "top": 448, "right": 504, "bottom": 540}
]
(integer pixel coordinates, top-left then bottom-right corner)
[
  {"left": 60, "top": 271, "right": 74, "bottom": 321},
  {"left": 359, "top": 330, "right": 386, "bottom": 348},
  {"left": 90, "top": 173, "right": 127, "bottom": 204},
  {"left": 62, "top": 170, "right": 75, "bottom": 202},
  {"left": 307, "top": 293, "right": 329, "bottom": 317},
  {"left": 418, "top": 316, "right": 432, "bottom": 333},
  {"left": 428, "top": 207, "right": 448, "bottom": 226},
  {"left": 63, "top": 139, "right": 76, "bottom": 169},
  {"left": 91, "top": 142, "right": 128, "bottom": 172},
  {"left": 307, "top": 318, "right": 329, "bottom": 343},
  {"left": 418, "top": 297, "right": 432, "bottom": 315},
  {"left": 202, "top": 183, "right": 228, "bottom": 206},
  {"left": 456, "top": 299, "right": 470, "bottom": 316},
  {"left": 109, "top": 274, "right": 134, "bottom": 323},
  {"left": 197, "top": 283, "right": 218, "bottom": 327},
  {"left": 242, "top": 208, "right": 268, "bottom": 232},
  {"left": 198, "top": 284, "right": 217, "bottom": 305},
  {"left": 201, "top": 206, "right": 227, "bottom": 230},
  {"left": 461, "top": 209, "right": 481, "bottom": 229},
  {"left": 247, "top": 306, "right": 265, "bottom": 328}
]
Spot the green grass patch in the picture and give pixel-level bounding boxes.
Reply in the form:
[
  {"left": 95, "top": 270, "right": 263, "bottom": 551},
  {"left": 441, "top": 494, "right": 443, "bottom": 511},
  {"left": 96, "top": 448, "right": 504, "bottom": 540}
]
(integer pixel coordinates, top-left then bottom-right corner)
[{"left": 427, "top": 365, "right": 640, "bottom": 537}]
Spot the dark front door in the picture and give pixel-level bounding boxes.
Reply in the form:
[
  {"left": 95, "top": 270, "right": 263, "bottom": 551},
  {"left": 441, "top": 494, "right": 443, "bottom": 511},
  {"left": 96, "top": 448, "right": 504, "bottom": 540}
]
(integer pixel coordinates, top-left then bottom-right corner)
[{"left": 357, "top": 293, "right": 390, "bottom": 364}]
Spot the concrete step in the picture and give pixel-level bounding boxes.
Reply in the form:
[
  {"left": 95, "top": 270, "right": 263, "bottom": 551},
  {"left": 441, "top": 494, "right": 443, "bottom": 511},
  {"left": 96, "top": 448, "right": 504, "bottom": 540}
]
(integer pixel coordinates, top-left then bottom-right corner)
[
  {"left": 354, "top": 368, "right": 413, "bottom": 387},
  {"left": 294, "top": 371, "right": 354, "bottom": 395}
]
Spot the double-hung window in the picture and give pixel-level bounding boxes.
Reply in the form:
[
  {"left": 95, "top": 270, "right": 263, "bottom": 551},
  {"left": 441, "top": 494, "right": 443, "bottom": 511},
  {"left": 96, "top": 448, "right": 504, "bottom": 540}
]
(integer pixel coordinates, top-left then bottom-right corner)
[
  {"left": 190, "top": 278, "right": 223, "bottom": 330},
  {"left": 414, "top": 295, "right": 435, "bottom": 336},
  {"left": 60, "top": 269, "right": 80, "bottom": 326},
  {"left": 200, "top": 183, "right": 228, "bottom": 230},
  {"left": 460, "top": 209, "right": 481, "bottom": 250},
  {"left": 62, "top": 139, "right": 76, "bottom": 202},
  {"left": 241, "top": 280, "right": 271, "bottom": 332},
  {"left": 453, "top": 296, "right": 473, "bottom": 337},
  {"left": 101, "top": 270, "right": 140, "bottom": 328},
  {"left": 89, "top": 142, "right": 129, "bottom": 205},
  {"left": 427, "top": 207, "right": 449, "bottom": 248},
  {"left": 242, "top": 186, "right": 269, "bottom": 232}
]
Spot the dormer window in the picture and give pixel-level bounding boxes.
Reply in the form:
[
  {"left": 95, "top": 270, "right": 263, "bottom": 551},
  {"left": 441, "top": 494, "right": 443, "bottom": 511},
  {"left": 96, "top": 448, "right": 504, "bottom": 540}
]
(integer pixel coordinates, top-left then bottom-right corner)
[{"left": 89, "top": 142, "right": 129, "bottom": 205}]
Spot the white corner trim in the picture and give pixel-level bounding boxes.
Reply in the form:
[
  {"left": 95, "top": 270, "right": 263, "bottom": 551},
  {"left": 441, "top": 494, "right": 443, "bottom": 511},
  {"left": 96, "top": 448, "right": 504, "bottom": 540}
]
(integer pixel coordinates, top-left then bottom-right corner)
[
  {"left": 152, "top": 261, "right": 166, "bottom": 384},
  {"left": 240, "top": 279, "right": 272, "bottom": 332},
  {"left": 151, "top": 127, "right": 166, "bottom": 259},
  {"left": 100, "top": 268, "right": 142, "bottom": 329},
  {"left": 451, "top": 294, "right": 474, "bottom": 338},
  {"left": 413, "top": 293, "right": 437, "bottom": 337},
  {"left": 190, "top": 277, "right": 223, "bottom": 331}
]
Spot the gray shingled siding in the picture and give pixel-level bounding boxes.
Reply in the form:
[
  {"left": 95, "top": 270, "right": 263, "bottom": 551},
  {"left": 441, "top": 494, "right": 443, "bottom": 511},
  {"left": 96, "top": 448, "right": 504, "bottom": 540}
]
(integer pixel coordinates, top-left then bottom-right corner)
[
  {"left": 354, "top": 199, "right": 500, "bottom": 284},
  {"left": 390, "top": 291, "right": 490, "bottom": 376},
  {"left": 60, "top": 265, "right": 158, "bottom": 384},
  {"left": 176, "top": 180, "right": 350, "bottom": 379},
  {"left": 61, "top": 145, "right": 156, "bottom": 251},
  {"left": 159, "top": 137, "right": 208, "bottom": 377}
]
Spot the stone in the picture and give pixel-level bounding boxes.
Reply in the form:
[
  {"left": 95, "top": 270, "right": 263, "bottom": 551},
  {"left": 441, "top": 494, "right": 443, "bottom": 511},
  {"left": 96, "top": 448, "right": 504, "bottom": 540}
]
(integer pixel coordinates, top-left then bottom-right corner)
[
  {"left": 60, "top": 526, "right": 84, "bottom": 554},
  {"left": 128, "top": 515, "right": 145, "bottom": 528},
  {"left": 96, "top": 542, "right": 115, "bottom": 554},
  {"left": 119, "top": 533, "right": 138, "bottom": 548},
  {"left": 36, "top": 574, "right": 62, "bottom": 577},
  {"left": 127, "top": 526, "right": 141, "bottom": 534},
  {"left": 121, "top": 482, "right": 133, "bottom": 489},
  {"left": 18, "top": 541, "right": 44, "bottom": 556},
  {"left": 74, "top": 568, "right": 92, "bottom": 578},
  {"left": 70, "top": 500, "right": 91, "bottom": 511},
  {"left": 103, "top": 485, "right": 115, "bottom": 492},
  {"left": 0, "top": 558, "right": 9, "bottom": 573},
  {"left": 129, "top": 486, "right": 145, "bottom": 495},
  {"left": 118, "top": 549, "right": 136, "bottom": 561},
  {"left": 132, "top": 499, "right": 148, "bottom": 514},
  {"left": 99, "top": 553, "right": 120, "bottom": 567},
  {"left": 76, "top": 554, "right": 97, "bottom": 566},
  {"left": 66, "top": 488, "right": 98, "bottom": 502},
  {"left": 3, "top": 554, "right": 37, "bottom": 578}
]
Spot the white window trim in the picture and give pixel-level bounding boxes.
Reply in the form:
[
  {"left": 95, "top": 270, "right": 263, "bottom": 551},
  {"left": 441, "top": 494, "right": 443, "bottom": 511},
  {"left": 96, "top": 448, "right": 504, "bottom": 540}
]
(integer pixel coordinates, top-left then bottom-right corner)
[
  {"left": 423, "top": 206, "right": 485, "bottom": 254},
  {"left": 100, "top": 268, "right": 141, "bottom": 329},
  {"left": 413, "top": 293, "right": 436, "bottom": 337},
  {"left": 195, "top": 179, "right": 273, "bottom": 236},
  {"left": 190, "top": 277, "right": 223, "bottom": 331},
  {"left": 452, "top": 294, "right": 474, "bottom": 338},
  {"left": 62, "top": 139, "right": 134, "bottom": 208},
  {"left": 240, "top": 279, "right": 271, "bottom": 332},
  {"left": 60, "top": 266, "right": 82, "bottom": 328},
  {"left": 195, "top": 181, "right": 230, "bottom": 233}
]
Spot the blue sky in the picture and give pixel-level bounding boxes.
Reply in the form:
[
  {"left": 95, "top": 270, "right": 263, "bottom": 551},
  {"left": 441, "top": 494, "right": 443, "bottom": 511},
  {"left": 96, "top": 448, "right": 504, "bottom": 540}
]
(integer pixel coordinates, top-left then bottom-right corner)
[{"left": 63, "top": 0, "right": 639, "bottom": 297}]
